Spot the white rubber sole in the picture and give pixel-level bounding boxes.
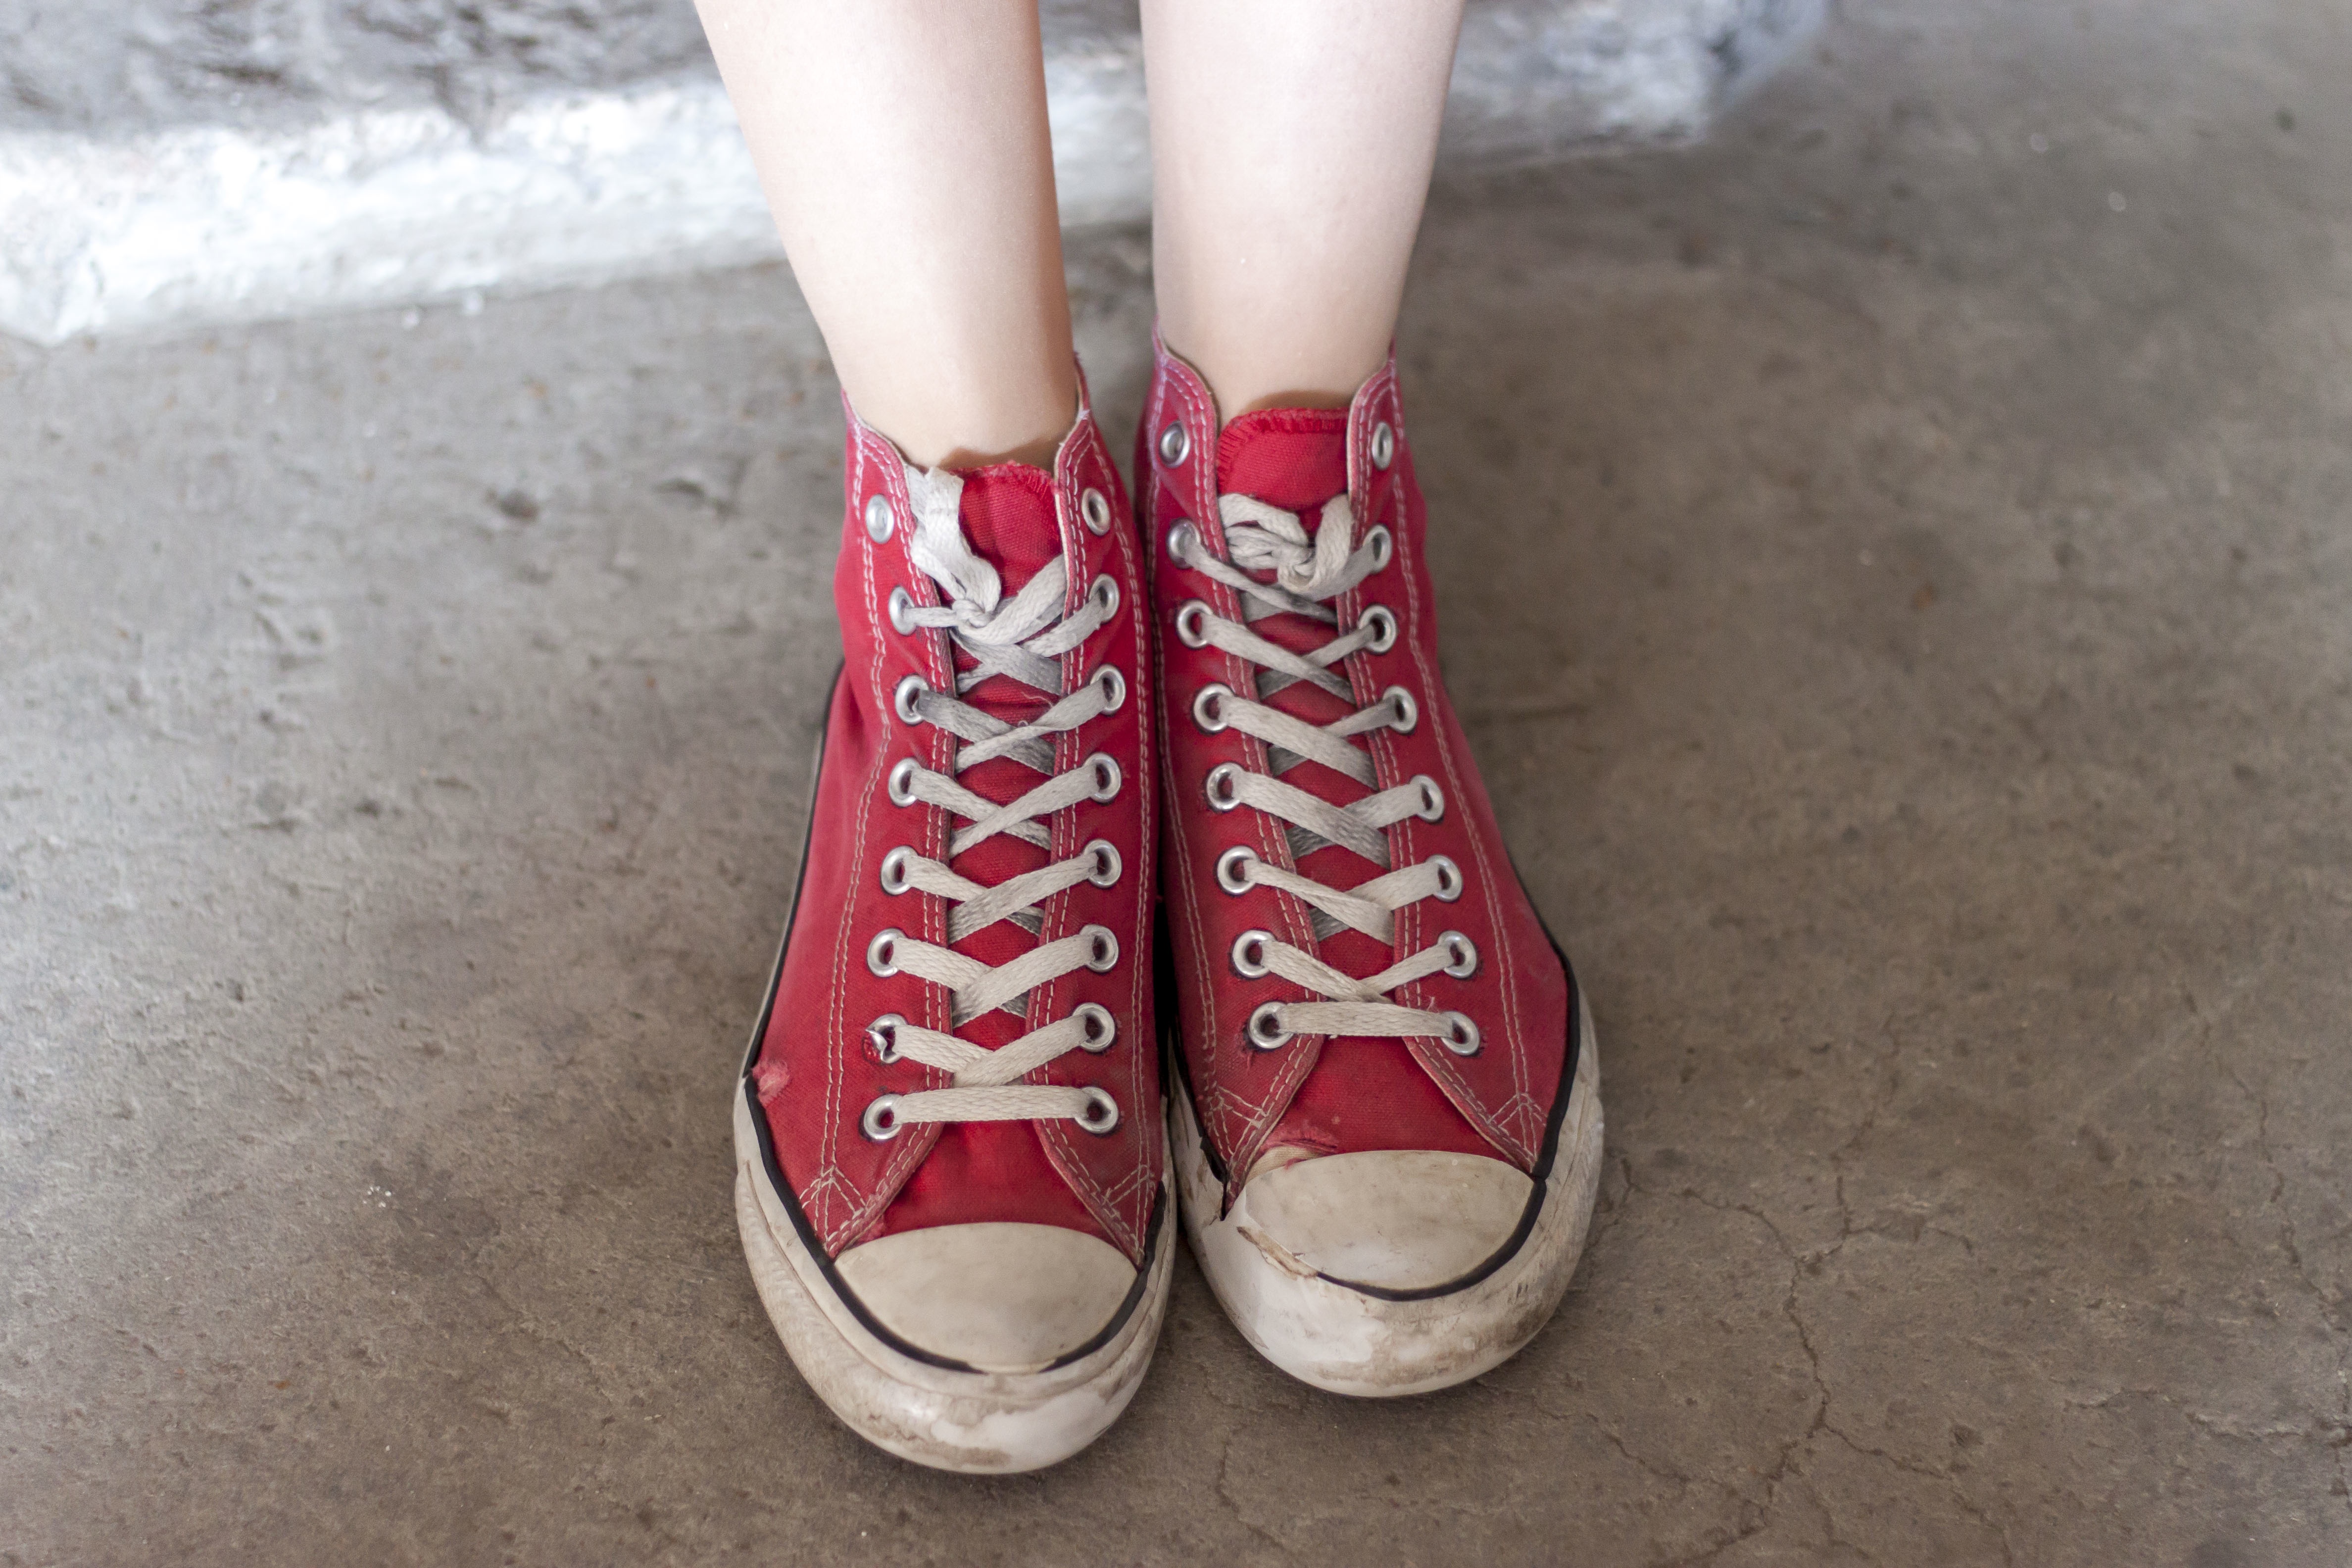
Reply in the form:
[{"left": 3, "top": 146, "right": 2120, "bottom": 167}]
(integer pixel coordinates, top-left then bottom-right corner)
[
  {"left": 1169, "top": 995, "right": 1604, "bottom": 1397},
  {"left": 732, "top": 1090, "right": 1176, "bottom": 1473}
]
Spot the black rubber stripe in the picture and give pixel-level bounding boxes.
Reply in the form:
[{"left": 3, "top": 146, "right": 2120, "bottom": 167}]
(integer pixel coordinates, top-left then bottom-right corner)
[
  {"left": 1043, "top": 1181, "right": 1165, "bottom": 1370},
  {"left": 739, "top": 664, "right": 1164, "bottom": 1374}
]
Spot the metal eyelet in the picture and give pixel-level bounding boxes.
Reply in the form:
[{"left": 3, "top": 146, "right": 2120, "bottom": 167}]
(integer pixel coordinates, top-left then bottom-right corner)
[
  {"left": 1092, "top": 665, "right": 1127, "bottom": 713},
  {"left": 887, "top": 585, "right": 919, "bottom": 635},
  {"left": 1166, "top": 521, "right": 1197, "bottom": 565},
  {"left": 1074, "top": 1002, "right": 1116, "bottom": 1052},
  {"left": 1076, "top": 1086, "right": 1121, "bottom": 1135},
  {"left": 1230, "top": 929, "right": 1274, "bottom": 979},
  {"left": 1158, "top": 421, "right": 1190, "bottom": 466},
  {"left": 1366, "top": 525, "right": 1393, "bottom": 572},
  {"left": 1410, "top": 774, "right": 1445, "bottom": 821},
  {"left": 1429, "top": 854, "right": 1464, "bottom": 902},
  {"left": 1370, "top": 421, "right": 1396, "bottom": 470},
  {"left": 1192, "top": 683, "right": 1233, "bottom": 733},
  {"left": 1082, "top": 838, "right": 1122, "bottom": 887},
  {"left": 1174, "top": 600, "right": 1212, "bottom": 648},
  {"left": 1359, "top": 604, "right": 1397, "bottom": 653},
  {"left": 1440, "top": 1012, "right": 1482, "bottom": 1057},
  {"left": 863, "top": 493, "right": 894, "bottom": 543},
  {"left": 1089, "top": 574, "right": 1120, "bottom": 620},
  {"left": 860, "top": 1094, "right": 904, "bottom": 1140},
  {"left": 865, "top": 1013, "right": 907, "bottom": 1063},
  {"left": 893, "top": 673, "right": 929, "bottom": 725},
  {"left": 1203, "top": 762, "right": 1244, "bottom": 812},
  {"left": 1080, "top": 487, "right": 1112, "bottom": 536},
  {"left": 1085, "top": 753, "right": 1123, "bottom": 801},
  {"left": 1246, "top": 1001, "right": 1292, "bottom": 1050},
  {"left": 886, "top": 756, "right": 921, "bottom": 807},
  {"left": 1215, "top": 845, "right": 1259, "bottom": 894},
  {"left": 1439, "top": 931, "right": 1478, "bottom": 978},
  {"left": 1381, "top": 685, "right": 1419, "bottom": 733},
  {"left": 1079, "top": 924, "right": 1120, "bottom": 972},
  {"left": 865, "top": 929, "right": 905, "bottom": 976},
  {"left": 878, "top": 845, "right": 914, "bottom": 895}
]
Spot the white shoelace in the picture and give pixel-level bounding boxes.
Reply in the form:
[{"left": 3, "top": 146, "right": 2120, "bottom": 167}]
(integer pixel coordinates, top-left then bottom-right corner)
[
  {"left": 859, "top": 463, "right": 1130, "bottom": 1140},
  {"left": 1172, "top": 491, "right": 1484, "bottom": 1058}
]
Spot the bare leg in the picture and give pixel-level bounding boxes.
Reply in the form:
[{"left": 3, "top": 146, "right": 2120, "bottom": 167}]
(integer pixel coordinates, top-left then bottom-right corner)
[
  {"left": 1141, "top": 0, "right": 1466, "bottom": 419},
  {"left": 693, "top": 0, "right": 1076, "bottom": 467}
]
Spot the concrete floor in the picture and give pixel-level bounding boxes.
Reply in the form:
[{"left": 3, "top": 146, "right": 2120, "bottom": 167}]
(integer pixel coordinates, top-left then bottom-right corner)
[{"left": 5, "top": 0, "right": 2350, "bottom": 1562}]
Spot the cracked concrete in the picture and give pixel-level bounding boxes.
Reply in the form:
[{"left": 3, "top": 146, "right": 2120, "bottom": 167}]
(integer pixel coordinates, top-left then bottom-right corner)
[{"left": 4, "top": 0, "right": 2351, "bottom": 1563}]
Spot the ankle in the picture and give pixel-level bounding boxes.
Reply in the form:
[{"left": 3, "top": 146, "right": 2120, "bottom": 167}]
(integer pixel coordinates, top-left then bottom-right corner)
[
  {"left": 931, "top": 430, "right": 1064, "bottom": 471},
  {"left": 850, "top": 378, "right": 1078, "bottom": 473},
  {"left": 1153, "top": 326, "right": 1384, "bottom": 427}
]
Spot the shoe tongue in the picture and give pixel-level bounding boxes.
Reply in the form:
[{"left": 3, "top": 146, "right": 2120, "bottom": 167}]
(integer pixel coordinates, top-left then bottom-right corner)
[
  {"left": 936, "top": 461, "right": 1064, "bottom": 714},
  {"left": 1216, "top": 407, "right": 1350, "bottom": 514},
  {"left": 950, "top": 461, "right": 1063, "bottom": 595},
  {"left": 929, "top": 463, "right": 1068, "bottom": 1018},
  {"left": 1213, "top": 407, "right": 1359, "bottom": 740}
]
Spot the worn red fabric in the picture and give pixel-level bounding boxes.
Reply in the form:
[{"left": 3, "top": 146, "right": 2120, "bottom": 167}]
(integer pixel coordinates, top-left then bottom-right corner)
[
  {"left": 1138, "top": 331, "right": 1572, "bottom": 1202},
  {"left": 750, "top": 387, "right": 1161, "bottom": 1262}
]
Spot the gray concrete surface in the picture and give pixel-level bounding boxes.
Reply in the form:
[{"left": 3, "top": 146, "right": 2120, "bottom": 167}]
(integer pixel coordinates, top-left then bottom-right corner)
[{"left": 5, "top": 0, "right": 2350, "bottom": 1562}]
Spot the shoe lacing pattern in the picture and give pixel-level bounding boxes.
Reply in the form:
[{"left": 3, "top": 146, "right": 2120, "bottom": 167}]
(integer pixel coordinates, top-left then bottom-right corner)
[
  {"left": 860, "top": 465, "right": 1130, "bottom": 1139},
  {"left": 1170, "top": 491, "right": 1484, "bottom": 1057}
]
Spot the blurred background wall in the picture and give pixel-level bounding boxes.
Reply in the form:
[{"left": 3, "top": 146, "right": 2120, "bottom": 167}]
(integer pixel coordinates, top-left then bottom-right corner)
[
  {"left": 0, "top": 0, "right": 713, "bottom": 134},
  {"left": 0, "top": 0, "right": 1820, "bottom": 342}
]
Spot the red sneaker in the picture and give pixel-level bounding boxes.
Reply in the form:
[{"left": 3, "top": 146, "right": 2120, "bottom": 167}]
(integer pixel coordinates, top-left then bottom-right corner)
[
  {"left": 1138, "top": 333, "right": 1603, "bottom": 1395},
  {"left": 734, "top": 384, "right": 1171, "bottom": 1472}
]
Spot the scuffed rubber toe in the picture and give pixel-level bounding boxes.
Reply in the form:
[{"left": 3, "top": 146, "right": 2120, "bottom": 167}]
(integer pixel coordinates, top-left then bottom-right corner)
[
  {"left": 835, "top": 1224, "right": 1139, "bottom": 1372},
  {"left": 1170, "top": 1002, "right": 1604, "bottom": 1399},
  {"left": 1236, "top": 1151, "right": 1533, "bottom": 1293}
]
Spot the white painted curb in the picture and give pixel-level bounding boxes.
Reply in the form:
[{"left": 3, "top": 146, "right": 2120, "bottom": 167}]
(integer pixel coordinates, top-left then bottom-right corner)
[{"left": 0, "top": 0, "right": 1815, "bottom": 345}]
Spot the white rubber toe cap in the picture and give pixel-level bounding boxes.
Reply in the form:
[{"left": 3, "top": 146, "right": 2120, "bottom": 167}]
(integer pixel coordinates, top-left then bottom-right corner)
[
  {"left": 833, "top": 1223, "right": 1137, "bottom": 1373},
  {"left": 1238, "top": 1149, "right": 1533, "bottom": 1292}
]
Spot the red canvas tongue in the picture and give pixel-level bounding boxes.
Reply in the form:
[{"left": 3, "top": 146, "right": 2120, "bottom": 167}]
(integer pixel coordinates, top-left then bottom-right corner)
[
  {"left": 1215, "top": 406, "right": 1389, "bottom": 978},
  {"left": 1216, "top": 409, "right": 1497, "bottom": 1167},
  {"left": 1212, "top": 405, "right": 1357, "bottom": 747},
  {"left": 940, "top": 461, "right": 1064, "bottom": 718},
  {"left": 1217, "top": 407, "right": 1350, "bottom": 512},
  {"left": 875, "top": 458, "right": 1098, "bottom": 1245},
  {"left": 927, "top": 462, "right": 1064, "bottom": 1048},
  {"left": 952, "top": 461, "right": 1063, "bottom": 594}
]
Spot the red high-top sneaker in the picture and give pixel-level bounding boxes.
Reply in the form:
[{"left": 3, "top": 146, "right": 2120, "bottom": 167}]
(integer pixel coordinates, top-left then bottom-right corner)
[
  {"left": 1138, "top": 333, "right": 1603, "bottom": 1396},
  {"left": 733, "top": 385, "right": 1171, "bottom": 1472}
]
